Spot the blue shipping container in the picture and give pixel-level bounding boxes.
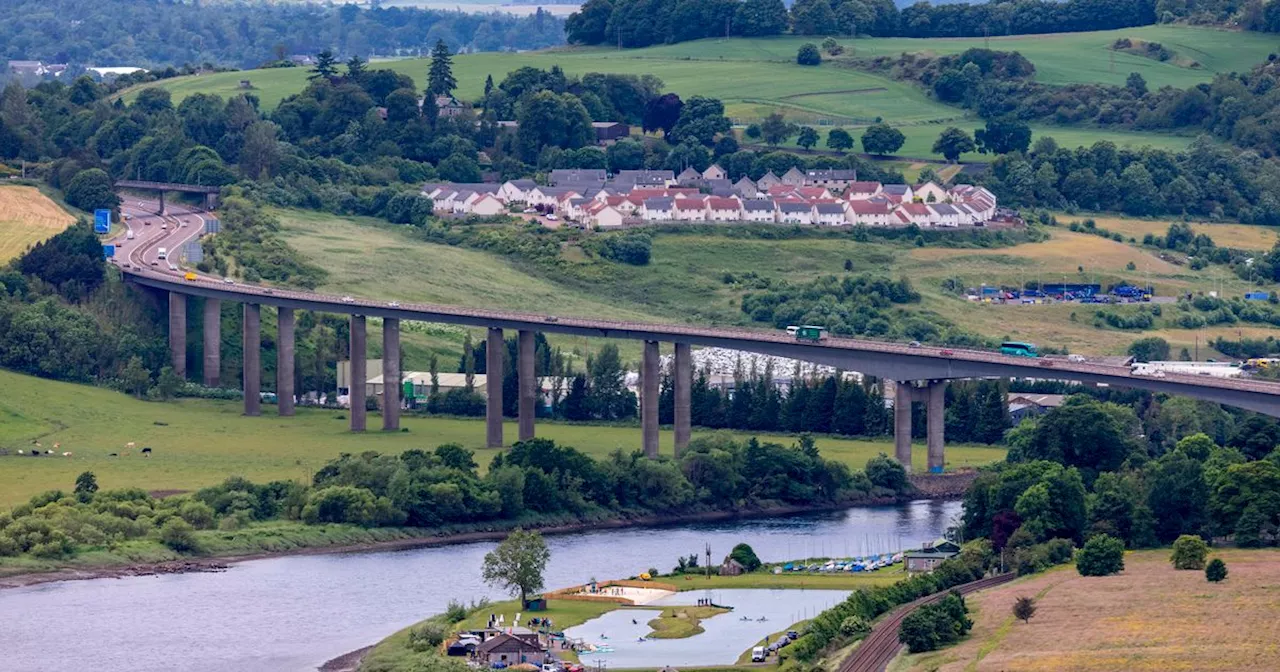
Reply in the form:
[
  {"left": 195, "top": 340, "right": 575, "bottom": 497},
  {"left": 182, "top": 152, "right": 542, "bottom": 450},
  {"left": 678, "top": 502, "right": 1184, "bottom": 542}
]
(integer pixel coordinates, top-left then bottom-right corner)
[
  {"left": 94, "top": 209, "right": 111, "bottom": 234},
  {"left": 1245, "top": 291, "right": 1270, "bottom": 301},
  {"left": 102, "top": 245, "right": 115, "bottom": 258}
]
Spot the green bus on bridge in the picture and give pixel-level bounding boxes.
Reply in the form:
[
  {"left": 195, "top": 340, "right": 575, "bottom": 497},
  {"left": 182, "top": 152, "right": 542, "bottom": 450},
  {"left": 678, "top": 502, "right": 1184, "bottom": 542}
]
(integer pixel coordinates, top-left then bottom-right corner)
[{"left": 1000, "top": 341, "right": 1039, "bottom": 357}]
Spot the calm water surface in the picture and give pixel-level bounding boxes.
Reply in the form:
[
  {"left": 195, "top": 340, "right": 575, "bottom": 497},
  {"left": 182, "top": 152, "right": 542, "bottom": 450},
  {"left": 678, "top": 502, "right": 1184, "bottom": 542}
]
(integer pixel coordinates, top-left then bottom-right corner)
[{"left": 2, "top": 499, "right": 959, "bottom": 672}]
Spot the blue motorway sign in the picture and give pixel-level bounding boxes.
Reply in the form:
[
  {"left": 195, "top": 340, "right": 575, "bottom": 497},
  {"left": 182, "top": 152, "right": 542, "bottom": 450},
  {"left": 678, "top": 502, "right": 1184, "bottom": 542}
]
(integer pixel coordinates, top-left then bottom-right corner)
[
  {"left": 102, "top": 244, "right": 116, "bottom": 258},
  {"left": 93, "top": 209, "right": 111, "bottom": 234}
]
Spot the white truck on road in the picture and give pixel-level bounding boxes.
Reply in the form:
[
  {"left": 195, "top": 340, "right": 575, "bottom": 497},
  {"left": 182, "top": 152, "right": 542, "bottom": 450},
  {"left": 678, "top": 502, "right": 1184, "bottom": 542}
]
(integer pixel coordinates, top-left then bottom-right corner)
[{"left": 157, "top": 247, "right": 168, "bottom": 260}]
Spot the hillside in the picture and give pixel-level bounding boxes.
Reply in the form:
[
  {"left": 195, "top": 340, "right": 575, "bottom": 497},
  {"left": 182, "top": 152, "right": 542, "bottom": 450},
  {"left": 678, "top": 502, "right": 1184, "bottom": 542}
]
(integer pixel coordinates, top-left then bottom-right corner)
[
  {"left": 0, "top": 368, "right": 1007, "bottom": 506},
  {"left": 126, "top": 25, "right": 1269, "bottom": 160},
  {"left": 0, "top": 185, "right": 78, "bottom": 262},
  {"left": 893, "top": 548, "right": 1280, "bottom": 671},
  {"left": 274, "top": 208, "right": 1265, "bottom": 364}
]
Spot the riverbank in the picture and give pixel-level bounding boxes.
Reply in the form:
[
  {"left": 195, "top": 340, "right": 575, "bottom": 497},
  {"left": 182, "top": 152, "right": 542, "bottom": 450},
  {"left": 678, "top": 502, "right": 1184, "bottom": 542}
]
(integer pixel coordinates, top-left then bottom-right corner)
[{"left": 0, "top": 492, "right": 958, "bottom": 590}]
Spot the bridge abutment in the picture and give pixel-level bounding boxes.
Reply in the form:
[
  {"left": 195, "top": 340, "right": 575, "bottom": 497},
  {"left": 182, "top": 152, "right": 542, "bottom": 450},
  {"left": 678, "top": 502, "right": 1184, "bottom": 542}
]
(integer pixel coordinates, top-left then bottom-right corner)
[
  {"left": 169, "top": 292, "right": 187, "bottom": 379},
  {"left": 518, "top": 330, "right": 536, "bottom": 442},
  {"left": 350, "top": 316, "right": 367, "bottom": 432},
  {"left": 278, "top": 307, "right": 295, "bottom": 417},
  {"left": 243, "top": 304, "right": 261, "bottom": 416},
  {"left": 486, "top": 327, "right": 504, "bottom": 448},
  {"left": 382, "top": 318, "right": 400, "bottom": 431}
]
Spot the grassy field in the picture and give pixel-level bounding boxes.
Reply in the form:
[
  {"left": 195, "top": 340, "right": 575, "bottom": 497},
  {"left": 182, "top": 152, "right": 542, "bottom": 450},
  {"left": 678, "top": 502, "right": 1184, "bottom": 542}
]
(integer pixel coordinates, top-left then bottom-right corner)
[
  {"left": 277, "top": 207, "right": 1256, "bottom": 360},
  {"left": 647, "top": 605, "right": 731, "bottom": 639},
  {"left": 892, "top": 548, "right": 1280, "bottom": 671},
  {"left": 755, "top": 121, "right": 1201, "bottom": 163},
  {"left": 1063, "top": 212, "right": 1280, "bottom": 251},
  {"left": 0, "top": 368, "right": 1006, "bottom": 506},
  {"left": 124, "top": 26, "right": 1265, "bottom": 159},
  {"left": 0, "top": 185, "right": 77, "bottom": 261}
]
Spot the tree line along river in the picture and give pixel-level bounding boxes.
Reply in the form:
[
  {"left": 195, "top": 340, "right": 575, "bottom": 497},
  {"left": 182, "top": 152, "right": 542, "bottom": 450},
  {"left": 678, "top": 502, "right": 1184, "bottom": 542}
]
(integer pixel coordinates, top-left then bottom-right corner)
[{"left": 4, "top": 499, "right": 960, "bottom": 672}]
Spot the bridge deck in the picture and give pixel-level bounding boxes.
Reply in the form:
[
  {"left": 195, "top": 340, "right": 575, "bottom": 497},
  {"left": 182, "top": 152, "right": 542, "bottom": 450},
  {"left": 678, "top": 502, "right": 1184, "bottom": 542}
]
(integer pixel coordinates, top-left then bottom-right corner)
[{"left": 115, "top": 180, "right": 221, "bottom": 194}]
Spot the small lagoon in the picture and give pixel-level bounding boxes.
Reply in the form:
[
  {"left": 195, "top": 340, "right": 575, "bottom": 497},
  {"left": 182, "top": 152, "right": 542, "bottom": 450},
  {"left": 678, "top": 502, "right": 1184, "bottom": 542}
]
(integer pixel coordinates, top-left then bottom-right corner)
[{"left": 565, "top": 589, "right": 851, "bottom": 668}]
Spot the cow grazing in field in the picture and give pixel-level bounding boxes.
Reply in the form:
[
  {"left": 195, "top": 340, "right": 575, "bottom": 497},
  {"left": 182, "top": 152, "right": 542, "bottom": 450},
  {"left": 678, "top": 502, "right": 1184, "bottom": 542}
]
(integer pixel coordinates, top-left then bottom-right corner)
[
  {"left": 16, "top": 450, "right": 23, "bottom": 455},
  {"left": 126, "top": 442, "right": 136, "bottom": 450},
  {"left": 62, "top": 452, "right": 72, "bottom": 457},
  {"left": 141, "top": 447, "right": 152, "bottom": 456},
  {"left": 108, "top": 452, "right": 118, "bottom": 457}
]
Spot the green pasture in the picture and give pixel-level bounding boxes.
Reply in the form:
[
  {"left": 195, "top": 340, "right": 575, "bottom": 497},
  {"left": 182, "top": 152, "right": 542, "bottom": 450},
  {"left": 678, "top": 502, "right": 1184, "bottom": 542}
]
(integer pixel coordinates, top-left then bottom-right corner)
[
  {"left": 131, "top": 25, "right": 1274, "bottom": 118},
  {"left": 0, "top": 368, "right": 1006, "bottom": 507}
]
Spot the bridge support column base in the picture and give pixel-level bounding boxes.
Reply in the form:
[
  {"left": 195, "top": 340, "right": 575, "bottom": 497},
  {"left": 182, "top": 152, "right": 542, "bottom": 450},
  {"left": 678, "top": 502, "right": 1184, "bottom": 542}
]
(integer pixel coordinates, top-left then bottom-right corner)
[
  {"left": 243, "top": 304, "right": 261, "bottom": 416},
  {"left": 517, "top": 330, "right": 536, "bottom": 441},
  {"left": 350, "top": 316, "right": 366, "bottom": 432},
  {"left": 382, "top": 318, "right": 400, "bottom": 431},
  {"left": 926, "top": 380, "right": 947, "bottom": 474},
  {"left": 642, "top": 341, "right": 660, "bottom": 458},
  {"left": 486, "top": 328, "right": 504, "bottom": 448},
  {"left": 674, "top": 342, "right": 692, "bottom": 457},
  {"left": 894, "top": 382, "right": 913, "bottom": 472},
  {"left": 203, "top": 299, "right": 220, "bottom": 387},
  {"left": 278, "top": 308, "right": 295, "bottom": 417},
  {"left": 168, "top": 292, "right": 187, "bottom": 379}
]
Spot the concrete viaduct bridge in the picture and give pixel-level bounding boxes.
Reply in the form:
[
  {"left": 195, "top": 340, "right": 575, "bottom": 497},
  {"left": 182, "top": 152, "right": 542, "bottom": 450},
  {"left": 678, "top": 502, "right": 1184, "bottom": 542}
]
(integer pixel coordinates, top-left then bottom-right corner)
[
  {"left": 123, "top": 269, "right": 1280, "bottom": 473},
  {"left": 115, "top": 180, "right": 221, "bottom": 213}
]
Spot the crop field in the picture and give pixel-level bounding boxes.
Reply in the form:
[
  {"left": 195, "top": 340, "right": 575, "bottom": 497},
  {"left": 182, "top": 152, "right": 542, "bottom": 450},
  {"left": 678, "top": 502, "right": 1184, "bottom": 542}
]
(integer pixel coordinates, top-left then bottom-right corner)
[
  {"left": 0, "top": 185, "right": 77, "bottom": 261},
  {"left": 277, "top": 208, "right": 1254, "bottom": 359},
  {"left": 124, "top": 26, "right": 1264, "bottom": 159},
  {"left": 892, "top": 548, "right": 1280, "bottom": 671},
  {"left": 1064, "top": 213, "right": 1280, "bottom": 251},
  {"left": 0, "top": 369, "right": 1006, "bottom": 506}
]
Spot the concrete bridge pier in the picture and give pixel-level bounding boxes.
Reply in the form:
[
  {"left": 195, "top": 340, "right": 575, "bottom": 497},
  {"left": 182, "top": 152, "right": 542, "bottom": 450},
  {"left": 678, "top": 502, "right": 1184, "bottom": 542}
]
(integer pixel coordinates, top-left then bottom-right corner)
[
  {"left": 518, "top": 330, "right": 536, "bottom": 441},
  {"left": 486, "top": 328, "right": 504, "bottom": 448},
  {"left": 927, "top": 380, "right": 947, "bottom": 473},
  {"left": 382, "top": 318, "right": 400, "bottom": 431},
  {"left": 243, "top": 304, "right": 261, "bottom": 416},
  {"left": 894, "top": 382, "right": 914, "bottom": 470},
  {"left": 157, "top": 191, "right": 165, "bottom": 216},
  {"left": 277, "top": 307, "right": 295, "bottom": 417},
  {"left": 349, "top": 315, "right": 367, "bottom": 432},
  {"left": 168, "top": 292, "right": 187, "bottom": 379},
  {"left": 642, "top": 340, "right": 660, "bottom": 458},
  {"left": 674, "top": 342, "right": 692, "bottom": 457},
  {"left": 892, "top": 380, "right": 949, "bottom": 473},
  {"left": 202, "top": 299, "right": 220, "bottom": 387}
]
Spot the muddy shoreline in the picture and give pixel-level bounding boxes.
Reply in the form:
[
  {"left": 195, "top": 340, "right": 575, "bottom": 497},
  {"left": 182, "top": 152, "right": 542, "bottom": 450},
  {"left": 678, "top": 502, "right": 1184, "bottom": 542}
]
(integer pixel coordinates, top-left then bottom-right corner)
[{"left": 0, "top": 479, "right": 967, "bottom": 591}]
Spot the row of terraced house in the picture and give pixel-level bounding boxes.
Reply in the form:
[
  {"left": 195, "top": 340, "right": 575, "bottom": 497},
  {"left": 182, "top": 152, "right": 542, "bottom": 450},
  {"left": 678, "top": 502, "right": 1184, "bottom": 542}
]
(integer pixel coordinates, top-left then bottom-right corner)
[{"left": 422, "top": 165, "right": 1004, "bottom": 230}]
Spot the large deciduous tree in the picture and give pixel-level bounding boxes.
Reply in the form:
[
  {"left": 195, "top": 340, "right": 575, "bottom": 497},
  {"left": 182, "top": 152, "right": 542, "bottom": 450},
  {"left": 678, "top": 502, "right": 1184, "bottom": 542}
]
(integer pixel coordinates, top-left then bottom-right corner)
[
  {"left": 933, "top": 127, "right": 976, "bottom": 162},
  {"left": 861, "top": 123, "right": 905, "bottom": 155},
  {"left": 975, "top": 116, "right": 1032, "bottom": 155},
  {"left": 481, "top": 528, "right": 551, "bottom": 606}
]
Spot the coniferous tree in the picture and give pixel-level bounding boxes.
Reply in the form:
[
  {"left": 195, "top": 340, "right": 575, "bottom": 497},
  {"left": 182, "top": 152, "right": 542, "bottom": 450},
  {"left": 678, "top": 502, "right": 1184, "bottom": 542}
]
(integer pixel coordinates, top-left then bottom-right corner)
[
  {"left": 309, "top": 49, "right": 339, "bottom": 80},
  {"left": 427, "top": 40, "right": 457, "bottom": 97}
]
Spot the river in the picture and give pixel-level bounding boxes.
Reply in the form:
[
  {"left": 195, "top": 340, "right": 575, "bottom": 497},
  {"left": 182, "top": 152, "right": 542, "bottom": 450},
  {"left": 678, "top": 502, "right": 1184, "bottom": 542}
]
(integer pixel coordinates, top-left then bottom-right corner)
[{"left": 3, "top": 499, "right": 960, "bottom": 672}]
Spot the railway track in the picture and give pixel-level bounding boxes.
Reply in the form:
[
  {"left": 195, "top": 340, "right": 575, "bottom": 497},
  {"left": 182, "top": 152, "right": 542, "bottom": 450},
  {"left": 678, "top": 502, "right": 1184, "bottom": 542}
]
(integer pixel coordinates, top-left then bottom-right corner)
[{"left": 838, "top": 573, "right": 1017, "bottom": 672}]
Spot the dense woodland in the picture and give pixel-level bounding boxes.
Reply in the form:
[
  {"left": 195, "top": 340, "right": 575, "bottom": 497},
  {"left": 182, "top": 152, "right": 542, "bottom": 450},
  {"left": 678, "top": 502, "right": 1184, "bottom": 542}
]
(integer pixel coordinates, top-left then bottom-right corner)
[
  {"left": 0, "top": 0, "right": 564, "bottom": 70},
  {"left": 567, "top": 0, "right": 1165, "bottom": 46}
]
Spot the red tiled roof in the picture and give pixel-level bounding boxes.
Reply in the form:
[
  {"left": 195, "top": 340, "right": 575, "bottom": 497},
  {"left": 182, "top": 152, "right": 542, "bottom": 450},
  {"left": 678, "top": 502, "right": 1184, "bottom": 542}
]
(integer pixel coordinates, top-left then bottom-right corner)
[
  {"left": 707, "top": 197, "right": 741, "bottom": 210},
  {"left": 674, "top": 199, "right": 706, "bottom": 210}
]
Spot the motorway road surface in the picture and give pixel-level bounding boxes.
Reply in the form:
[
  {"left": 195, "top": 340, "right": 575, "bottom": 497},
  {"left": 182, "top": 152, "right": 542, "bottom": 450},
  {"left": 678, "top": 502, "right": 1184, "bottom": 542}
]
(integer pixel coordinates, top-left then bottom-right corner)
[{"left": 108, "top": 197, "right": 1280, "bottom": 404}]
